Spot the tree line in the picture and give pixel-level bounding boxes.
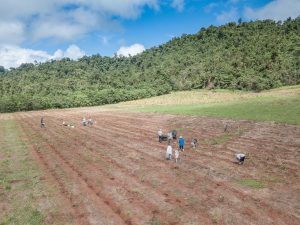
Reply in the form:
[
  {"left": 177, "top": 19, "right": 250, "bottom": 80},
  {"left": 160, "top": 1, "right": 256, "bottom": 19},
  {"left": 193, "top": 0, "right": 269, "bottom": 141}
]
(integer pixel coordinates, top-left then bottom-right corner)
[{"left": 0, "top": 18, "right": 299, "bottom": 112}]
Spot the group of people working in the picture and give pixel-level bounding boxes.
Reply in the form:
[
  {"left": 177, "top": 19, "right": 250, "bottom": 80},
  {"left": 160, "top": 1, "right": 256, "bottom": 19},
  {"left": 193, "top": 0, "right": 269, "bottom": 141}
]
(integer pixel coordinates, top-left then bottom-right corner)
[
  {"left": 158, "top": 128, "right": 246, "bottom": 165},
  {"left": 40, "top": 117, "right": 95, "bottom": 128},
  {"left": 165, "top": 135, "right": 185, "bottom": 163},
  {"left": 81, "top": 117, "right": 94, "bottom": 126},
  {"left": 158, "top": 129, "right": 185, "bottom": 163}
]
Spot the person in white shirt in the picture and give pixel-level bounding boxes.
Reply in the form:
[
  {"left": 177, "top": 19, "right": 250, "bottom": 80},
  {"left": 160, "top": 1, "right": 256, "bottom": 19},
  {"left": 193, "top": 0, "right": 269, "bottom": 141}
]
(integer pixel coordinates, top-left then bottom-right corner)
[
  {"left": 175, "top": 149, "right": 180, "bottom": 163},
  {"left": 167, "top": 132, "right": 173, "bottom": 144},
  {"left": 158, "top": 129, "right": 163, "bottom": 142},
  {"left": 82, "top": 117, "right": 87, "bottom": 126},
  {"left": 88, "top": 117, "right": 94, "bottom": 126},
  {"left": 166, "top": 144, "right": 173, "bottom": 160},
  {"left": 236, "top": 153, "right": 246, "bottom": 165},
  {"left": 168, "top": 132, "right": 172, "bottom": 140}
]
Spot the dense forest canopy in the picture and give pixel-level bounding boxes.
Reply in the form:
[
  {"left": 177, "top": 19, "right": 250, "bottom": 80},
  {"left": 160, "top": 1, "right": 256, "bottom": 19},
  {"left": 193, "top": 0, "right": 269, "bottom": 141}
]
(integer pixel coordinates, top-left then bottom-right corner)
[{"left": 0, "top": 18, "right": 299, "bottom": 112}]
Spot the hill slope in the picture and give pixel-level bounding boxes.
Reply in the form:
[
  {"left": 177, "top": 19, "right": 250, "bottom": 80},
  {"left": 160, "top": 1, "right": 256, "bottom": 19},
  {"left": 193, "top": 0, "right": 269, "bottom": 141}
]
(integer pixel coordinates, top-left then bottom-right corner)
[
  {"left": 0, "top": 18, "right": 300, "bottom": 112},
  {"left": 107, "top": 85, "right": 299, "bottom": 125}
]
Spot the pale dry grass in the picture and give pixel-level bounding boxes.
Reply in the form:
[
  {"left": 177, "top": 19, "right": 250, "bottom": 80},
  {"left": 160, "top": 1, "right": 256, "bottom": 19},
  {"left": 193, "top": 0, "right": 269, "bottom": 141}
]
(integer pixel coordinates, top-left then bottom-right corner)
[
  {"left": 1, "top": 86, "right": 298, "bottom": 115},
  {"left": 0, "top": 114, "right": 14, "bottom": 120},
  {"left": 117, "top": 86, "right": 300, "bottom": 106}
]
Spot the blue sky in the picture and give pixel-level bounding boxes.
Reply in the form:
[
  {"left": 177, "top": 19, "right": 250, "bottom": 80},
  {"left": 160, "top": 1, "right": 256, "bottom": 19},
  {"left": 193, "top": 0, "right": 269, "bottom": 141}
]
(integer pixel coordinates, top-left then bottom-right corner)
[{"left": 0, "top": 0, "right": 299, "bottom": 68}]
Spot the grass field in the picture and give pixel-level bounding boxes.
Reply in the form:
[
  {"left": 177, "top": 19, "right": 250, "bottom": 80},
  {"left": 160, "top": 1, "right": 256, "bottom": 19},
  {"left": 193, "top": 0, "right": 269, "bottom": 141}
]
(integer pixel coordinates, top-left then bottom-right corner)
[
  {"left": 0, "top": 117, "right": 76, "bottom": 225},
  {"left": 0, "top": 119, "right": 45, "bottom": 225},
  {"left": 0, "top": 109, "right": 298, "bottom": 225},
  {"left": 1, "top": 86, "right": 300, "bottom": 224},
  {"left": 115, "top": 85, "right": 300, "bottom": 125}
]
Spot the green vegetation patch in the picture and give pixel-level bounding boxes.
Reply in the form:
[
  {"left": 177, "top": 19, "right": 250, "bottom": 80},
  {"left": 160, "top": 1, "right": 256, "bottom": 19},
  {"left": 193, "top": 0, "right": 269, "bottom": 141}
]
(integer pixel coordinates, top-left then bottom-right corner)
[
  {"left": 1, "top": 207, "right": 44, "bottom": 225},
  {"left": 150, "top": 217, "right": 162, "bottom": 225},
  {"left": 136, "top": 95, "right": 300, "bottom": 125},
  {"left": 0, "top": 119, "right": 46, "bottom": 225},
  {"left": 262, "top": 176, "right": 284, "bottom": 183},
  {"left": 204, "top": 134, "right": 233, "bottom": 145},
  {"left": 238, "top": 179, "right": 265, "bottom": 189},
  {"left": 1, "top": 18, "right": 300, "bottom": 113}
]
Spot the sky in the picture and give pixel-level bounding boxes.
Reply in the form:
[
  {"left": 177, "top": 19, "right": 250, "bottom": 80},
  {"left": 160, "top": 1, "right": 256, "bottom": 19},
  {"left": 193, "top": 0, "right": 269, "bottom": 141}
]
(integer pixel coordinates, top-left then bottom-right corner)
[{"left": 0, "top": 0, "right": 299, "bottom": 68}]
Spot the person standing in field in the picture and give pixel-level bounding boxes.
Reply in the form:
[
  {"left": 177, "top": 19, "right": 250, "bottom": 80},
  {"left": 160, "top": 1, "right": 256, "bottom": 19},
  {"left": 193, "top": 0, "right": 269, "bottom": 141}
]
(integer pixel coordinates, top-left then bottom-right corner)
[
  {"left": 167, "top": 132, "right": 173, "bottom": 144},
  {"left": 175, "top": 149, "right": 180, "bottom": 163},
  {"left": 166, "top": 144, "right": 173, "bottom": 160},
  {"left": 82, "top": 117, "right": 87, "bottom": 126},
  {"left": 40, "top": 117, "right": 45, "bottom": 128},
  {"left": 178, "top": 136, "right": 185, "bottom": 151},
  {"left": 190, "top": 138, "right": 198, "bottom": 149},
  {"left": 158, "top": 129, "right": 163, "bottom": 142},
  {"left": 87, "top": 117, "right": 94, "bottom": 126}
]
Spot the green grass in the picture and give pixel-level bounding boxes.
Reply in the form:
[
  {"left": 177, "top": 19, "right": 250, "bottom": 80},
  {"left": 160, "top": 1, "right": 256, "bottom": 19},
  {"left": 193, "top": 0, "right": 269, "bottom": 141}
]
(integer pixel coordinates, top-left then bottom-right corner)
[
  {"left": 238, "top": 179, "right": 265, "bottom": 189},
  {"left": 136, "top": 95, "right": 300, "bottom": 125},
  {"left": 1, "top": 207, "right": 44, "bottom": 225},
  {"left": 0, "top": 119, "right": 46, "bottom": 225},
  {"left": 204, "top": 134, "right": 233, "bottom": 145},
  {"left": 150, "top": 217, "right": 162, "bottom": 225}
]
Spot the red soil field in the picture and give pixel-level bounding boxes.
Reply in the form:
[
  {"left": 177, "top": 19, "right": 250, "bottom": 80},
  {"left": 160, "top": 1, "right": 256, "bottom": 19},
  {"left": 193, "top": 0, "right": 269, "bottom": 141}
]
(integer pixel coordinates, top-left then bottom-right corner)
[{"left": 13, "top": 109, "right": 300, "bottom": 225}]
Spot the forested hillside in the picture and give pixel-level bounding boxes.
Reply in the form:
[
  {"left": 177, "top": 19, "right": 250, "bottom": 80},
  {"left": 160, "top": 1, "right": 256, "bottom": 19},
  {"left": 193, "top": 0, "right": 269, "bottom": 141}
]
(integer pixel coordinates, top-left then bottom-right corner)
[{"left": 1, "top": 18, "right": 299, "bottom": 112}]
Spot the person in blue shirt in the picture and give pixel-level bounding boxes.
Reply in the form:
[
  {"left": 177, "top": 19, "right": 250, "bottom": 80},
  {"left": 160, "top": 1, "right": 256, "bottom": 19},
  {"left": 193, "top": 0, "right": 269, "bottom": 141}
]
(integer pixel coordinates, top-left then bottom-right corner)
[{"left": 178, "top": 136, "right": 185, "bottom": 151}]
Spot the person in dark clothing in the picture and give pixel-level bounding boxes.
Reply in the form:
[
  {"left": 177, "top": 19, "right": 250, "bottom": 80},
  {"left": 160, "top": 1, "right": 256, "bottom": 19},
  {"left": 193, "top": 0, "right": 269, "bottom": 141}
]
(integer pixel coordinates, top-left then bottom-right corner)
[
  {"left": 158, "top": 129, "right": 163, "bottom": 142},
  {"left": 190, "top": 138, "right": 198, "bottom": 148},
  {"left": 171, "top": 130, "right": 177, "bottom": 139},
  {"left": 82, "top": 117, "right": 87, "bottom": 126},
  {"left": 236, "top": 153, "right": 246, "bottom": 165},
  {"left": 40, "top": 117, "right": 45, "bottom": 128}
]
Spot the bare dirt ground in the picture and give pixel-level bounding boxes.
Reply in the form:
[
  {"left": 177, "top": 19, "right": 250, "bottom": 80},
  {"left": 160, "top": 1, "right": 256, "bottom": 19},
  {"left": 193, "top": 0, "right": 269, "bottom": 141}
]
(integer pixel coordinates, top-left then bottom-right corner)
[{"left": 7, "top": 109, "right": 300, "bottom": 225}]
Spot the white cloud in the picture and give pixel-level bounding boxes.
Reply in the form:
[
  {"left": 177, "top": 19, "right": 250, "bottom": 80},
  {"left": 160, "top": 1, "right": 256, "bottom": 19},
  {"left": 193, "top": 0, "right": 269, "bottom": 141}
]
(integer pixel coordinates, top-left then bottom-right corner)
[
  {"left": 0, "top": 44, "right": 85, "bottom": 69},
  {"left": 0, "top": 21, "right": 25, "bottom": 45},
  {"left": 0, "top": 0, "right": 159, "bottom": 20},
  {"left": 0, "top": 0, "right": 163, "bottom": 45},
  {"left": 32, "top": 19, "right": 87, "bottom": 41},
  {"left": 171, "top": 0, "right": 185, "bottom": 12},
  {"left": 0, "top": 45, "right": 51, "bottom": 69},
  {"left": 29, "top": 8, "right": 119, "bottom": 41},
  {"left": 62, "top": 45, "right": 85, "bottom": 59},
  {"left": 0, "top": 0, "right": 55, "bottom": 20},
  {"left": 72, "top": 0, "right": 160, "bottom": 19},
  {"left": 216, "top": 8, "right": 239, "bottom": 23},
  {"left": 53, "top": 45, "right": 85, "bottom": 60},
  {"left": 245, "top": 0, "right": 300, "bottom": 21},
  {"left": 117, "top": 43, "right": 145, "bottom": 57},
  {"left": 53, "top": 49, "right": 64, "bottom": 59}
]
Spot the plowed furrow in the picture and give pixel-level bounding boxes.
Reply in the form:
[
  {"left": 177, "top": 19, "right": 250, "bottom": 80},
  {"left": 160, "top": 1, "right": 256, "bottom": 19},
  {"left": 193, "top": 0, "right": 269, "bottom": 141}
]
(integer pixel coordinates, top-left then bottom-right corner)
[
  {"left": 55, "top": 115, "right": 299, "bottom": 224},
  {"left": 39, "top": 116, "right": 215, "bottom": 224},
  {"left": 22, "top": 118, "right": 190, "bottom": 225},
  {"left": 19, "top": 119, "right": 131, "bottom": 225},
  {"left": 18, "top": 120, "right": 89, "bottom": 225}
]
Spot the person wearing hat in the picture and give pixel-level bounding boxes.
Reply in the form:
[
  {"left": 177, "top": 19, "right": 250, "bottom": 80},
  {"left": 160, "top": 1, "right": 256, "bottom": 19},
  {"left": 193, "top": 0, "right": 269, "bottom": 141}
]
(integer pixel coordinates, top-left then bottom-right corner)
[{"left": 178, "top": 136, "right": 185, "bottom": 151}]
